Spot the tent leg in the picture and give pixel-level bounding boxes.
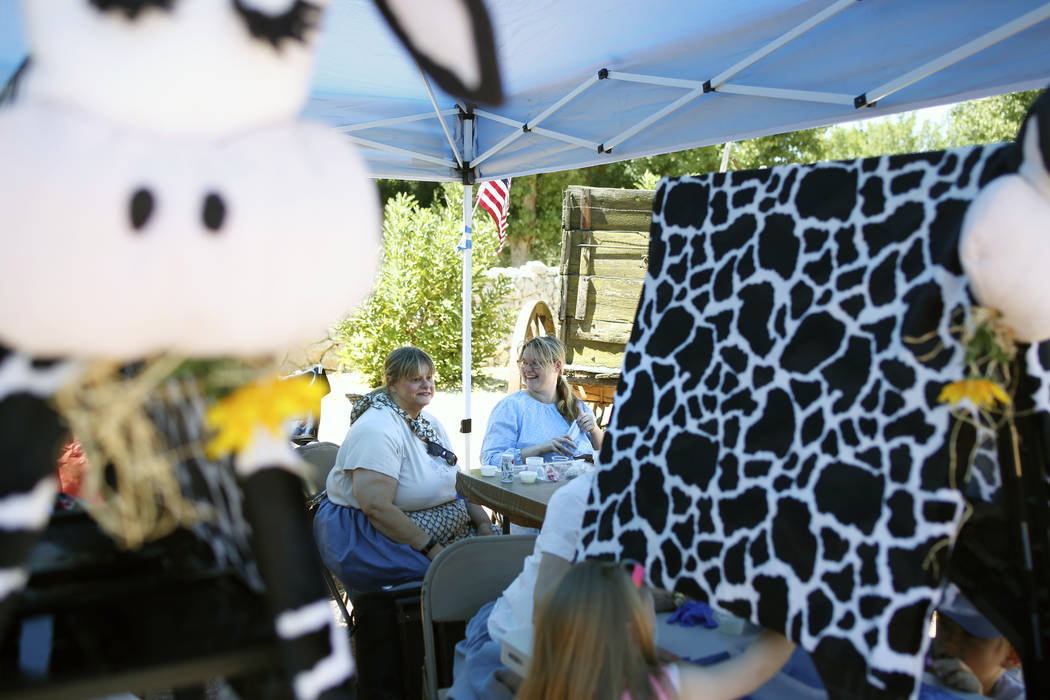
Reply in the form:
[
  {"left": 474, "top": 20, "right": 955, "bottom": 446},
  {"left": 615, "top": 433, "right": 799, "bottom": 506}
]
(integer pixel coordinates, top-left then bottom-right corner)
[{"left": 460, "top": 114, "right": 474, "bottom": 467}]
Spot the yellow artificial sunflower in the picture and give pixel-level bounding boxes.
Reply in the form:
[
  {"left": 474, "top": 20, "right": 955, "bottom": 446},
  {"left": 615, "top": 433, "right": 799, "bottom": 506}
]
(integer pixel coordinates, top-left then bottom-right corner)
[
  {"left": 938, "top": 378, "right": 1011, "bottom": 410},
  {"left": 205, "top": 375, "right": 326, "bottom": 458}
]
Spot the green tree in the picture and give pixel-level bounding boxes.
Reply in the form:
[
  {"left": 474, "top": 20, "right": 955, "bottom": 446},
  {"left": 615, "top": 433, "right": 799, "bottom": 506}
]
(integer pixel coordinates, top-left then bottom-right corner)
[
  {"left": 733, "top": 127, "right": 830, "bottom": 168},
  {"left": 336, "top": 184, "right": 512, "bottom": 387},
  {"left": 820, "top": 113, "right": 949, "bottom": 160},
  {"left": 377, "top": 179, "right": 444, "bottom": 209},
  {"left": 943, "top": 90, "right": 1040, "bottom": 147}
]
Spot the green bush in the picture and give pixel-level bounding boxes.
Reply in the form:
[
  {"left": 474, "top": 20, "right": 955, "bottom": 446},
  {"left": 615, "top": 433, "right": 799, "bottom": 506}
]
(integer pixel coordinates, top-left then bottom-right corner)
[{"left": 335, "top": 184, "right": 512, "bottom": 387}]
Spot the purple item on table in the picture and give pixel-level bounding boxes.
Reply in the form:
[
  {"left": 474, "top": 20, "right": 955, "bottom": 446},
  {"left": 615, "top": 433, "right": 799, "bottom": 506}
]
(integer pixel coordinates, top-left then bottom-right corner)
[{"left": 667, "top": 600, "right": 718, "bottom": 629}]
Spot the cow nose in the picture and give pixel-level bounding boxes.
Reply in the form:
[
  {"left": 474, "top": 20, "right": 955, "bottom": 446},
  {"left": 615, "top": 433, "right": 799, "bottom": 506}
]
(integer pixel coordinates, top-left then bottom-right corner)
[
  {"left": 202, "top": 192, "right": 226, "bottom": 232},
  {"left": 129, "top": 187, "right": 155, "bottom": 231}
]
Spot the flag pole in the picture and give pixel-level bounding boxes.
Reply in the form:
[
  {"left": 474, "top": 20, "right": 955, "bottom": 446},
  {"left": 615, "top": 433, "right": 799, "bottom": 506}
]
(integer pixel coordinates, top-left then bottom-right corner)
[{"left": 460, "top": 115, "right": 474, "bottom": 469}]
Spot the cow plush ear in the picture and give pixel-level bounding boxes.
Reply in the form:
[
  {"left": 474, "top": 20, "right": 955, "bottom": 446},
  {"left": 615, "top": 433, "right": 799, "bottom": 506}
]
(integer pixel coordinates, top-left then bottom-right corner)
[
  {"left": 1016, "top": 87, "right": 1050, "bottom": 198},
  {"left": 373, "top": 0, "right": 502, "bottom": 105}
]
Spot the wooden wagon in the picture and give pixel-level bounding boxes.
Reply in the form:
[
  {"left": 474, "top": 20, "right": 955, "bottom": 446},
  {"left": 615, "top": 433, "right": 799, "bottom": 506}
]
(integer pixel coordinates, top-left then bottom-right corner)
[{"left": 508, "top": 185, "right": 656, "bottom": 426}]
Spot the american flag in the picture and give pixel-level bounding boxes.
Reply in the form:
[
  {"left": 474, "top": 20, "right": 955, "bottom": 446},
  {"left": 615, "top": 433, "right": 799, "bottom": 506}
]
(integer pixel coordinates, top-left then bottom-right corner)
[{"left": 475, "top": 178, "right": 511, "bottom": 253}]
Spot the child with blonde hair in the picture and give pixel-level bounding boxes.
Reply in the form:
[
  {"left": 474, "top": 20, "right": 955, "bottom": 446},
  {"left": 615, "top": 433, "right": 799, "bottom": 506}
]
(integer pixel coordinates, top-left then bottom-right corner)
[{"left": 516, "top": 560, "right": 795, "bottom": 700}]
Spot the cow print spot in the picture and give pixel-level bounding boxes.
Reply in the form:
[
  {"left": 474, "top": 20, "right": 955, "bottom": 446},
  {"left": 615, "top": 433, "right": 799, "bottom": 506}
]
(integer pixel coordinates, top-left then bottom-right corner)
[
  {"left": 797, "top": 167, "right": 857, "bottom": 221},
  {"left": 773, "top": 497, "right": 817, "bottom": 580},
  {"left": 823, "top": 563, "right": 854, "bottom": 601},
  {"left": 814, "top": 462, "right": 884, "bottom": 535}
]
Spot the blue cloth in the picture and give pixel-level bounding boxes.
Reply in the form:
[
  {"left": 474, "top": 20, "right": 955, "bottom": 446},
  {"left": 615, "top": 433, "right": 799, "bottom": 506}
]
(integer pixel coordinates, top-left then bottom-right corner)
[
  {"left": 668, "top": 600, "right": 718, "bottom": 629},
  {"left": 919, "top": 684, "right": 963, "bottom": 700},
  {"left": 312, "top": 496, "right": 429, "bottom": 593},
  {"left": 449, "top": 600, "right": 515, "bottom": 700},
  {"left": 480, "top": 391, "right": 596, "bottom": 465}
]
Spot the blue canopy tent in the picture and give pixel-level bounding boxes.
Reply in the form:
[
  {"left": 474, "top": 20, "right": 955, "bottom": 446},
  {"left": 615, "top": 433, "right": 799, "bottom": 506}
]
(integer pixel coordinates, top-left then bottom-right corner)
[{"left": 2, "top": 0, "right": 1049, "bottom": 459}]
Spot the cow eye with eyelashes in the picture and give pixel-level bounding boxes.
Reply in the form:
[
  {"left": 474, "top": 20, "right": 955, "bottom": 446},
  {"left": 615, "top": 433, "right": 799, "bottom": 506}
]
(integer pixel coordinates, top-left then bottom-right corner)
[
  {"left": 88, "top": 0, "right": 176, "bottom": 20},
  {"left": 231, "top": 0, "right": 322, "bottom": 50}
]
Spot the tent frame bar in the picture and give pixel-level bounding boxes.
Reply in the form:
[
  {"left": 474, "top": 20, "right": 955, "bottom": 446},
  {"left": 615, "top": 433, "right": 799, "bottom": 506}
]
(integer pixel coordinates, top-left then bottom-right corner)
[
  {"left": 858, "top": 2, "right": 1050, "bottom": 107},
  {"left": 601, "top": 85, "right": 703, "bottom": 153},
  {"left": 471, "top": 73, "right": 601, "bottom": 168},
  {"left": 473, "top": 107, "right": 601, "bottom": 153},
  {"left": 338, "top": 2, "right": 1050, "bottom": 179},
  {"left": 530, "top": 126, "right": 601, "bottom": 151},
  {"left": 719, "top": 83, "right": 855, "bottom": 105},
  {"left": 419, "top": 67, "right": 463, "bottom": 169},
  {"left": 337, "top": 108, "right": 460, "bottom": 132},
  {"left": 708, "top": 0, "right": 858, "bottom": 89},
  {"left": 607, "top": 71, "right": 855, "bottom": 106},
  {"left": 345, "top": 134, "right": 458, "bottom": 169}
]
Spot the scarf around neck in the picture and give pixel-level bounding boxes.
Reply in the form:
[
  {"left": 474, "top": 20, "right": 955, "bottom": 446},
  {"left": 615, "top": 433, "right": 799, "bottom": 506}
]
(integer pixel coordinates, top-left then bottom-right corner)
[{"left": 351, "top": 387, "right": 441, "bottom": 446}]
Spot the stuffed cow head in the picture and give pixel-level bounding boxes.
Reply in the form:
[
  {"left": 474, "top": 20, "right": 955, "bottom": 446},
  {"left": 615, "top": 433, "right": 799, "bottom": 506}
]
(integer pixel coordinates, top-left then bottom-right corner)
[{"left": 0, "top": 0, "right": 501, "bottom": 359}]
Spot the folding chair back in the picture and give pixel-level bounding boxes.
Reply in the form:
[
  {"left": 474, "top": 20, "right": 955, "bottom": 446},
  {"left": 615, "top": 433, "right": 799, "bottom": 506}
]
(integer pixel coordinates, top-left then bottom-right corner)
[
  {"left": 295, "top": 440, "right": 340, "bottom": 496},
  {"left": 297, "top": 441, "right": 351, "bottom": 628},
  {"left": 421, "top": 534, "right": 536, "bottom": 699}
]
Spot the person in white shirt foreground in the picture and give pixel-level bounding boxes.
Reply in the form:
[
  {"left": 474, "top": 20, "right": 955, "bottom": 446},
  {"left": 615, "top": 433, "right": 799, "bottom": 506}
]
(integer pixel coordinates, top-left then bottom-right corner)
[{"left": 449, "top": 471, "right": 595, "bottom": 699}]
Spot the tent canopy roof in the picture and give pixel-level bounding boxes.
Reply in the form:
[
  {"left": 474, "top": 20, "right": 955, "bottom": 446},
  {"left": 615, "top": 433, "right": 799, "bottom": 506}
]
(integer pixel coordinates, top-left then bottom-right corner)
[{"left": 3, "top": 0, "right": 1049, "bottom": 182}]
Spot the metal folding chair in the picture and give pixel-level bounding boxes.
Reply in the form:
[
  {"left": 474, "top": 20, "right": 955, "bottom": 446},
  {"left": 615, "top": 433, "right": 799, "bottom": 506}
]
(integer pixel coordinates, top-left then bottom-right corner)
[
  {"left": 297, "top": 442, "right": 353, "bottom": 628},
  {"left": 420, "top": 534, "right": 536, "bottom": 700}
]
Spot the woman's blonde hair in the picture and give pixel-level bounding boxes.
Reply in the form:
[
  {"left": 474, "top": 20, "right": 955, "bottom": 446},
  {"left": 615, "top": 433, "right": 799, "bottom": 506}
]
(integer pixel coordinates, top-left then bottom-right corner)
[
  {"left": 515, "top": 560, "right": 671, "bottom": 700},
  {"left": 384, "top": 346, "right": 435, "bottom": 386},
  {"left": 518, "top": 335, "right": 581, "bottom": 422}
]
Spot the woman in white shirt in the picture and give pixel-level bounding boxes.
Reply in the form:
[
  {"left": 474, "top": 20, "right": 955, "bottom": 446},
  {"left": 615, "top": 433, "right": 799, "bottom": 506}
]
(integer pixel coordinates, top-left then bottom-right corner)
[{"left": 313, "top": 347, "right": 494, "bottom": 592}]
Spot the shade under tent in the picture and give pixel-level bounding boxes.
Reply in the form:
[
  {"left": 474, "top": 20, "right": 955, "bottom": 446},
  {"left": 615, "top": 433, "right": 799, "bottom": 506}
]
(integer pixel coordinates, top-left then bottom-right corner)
[{"left": 2, "top": 0, "right": 1049, "bottom": 457}]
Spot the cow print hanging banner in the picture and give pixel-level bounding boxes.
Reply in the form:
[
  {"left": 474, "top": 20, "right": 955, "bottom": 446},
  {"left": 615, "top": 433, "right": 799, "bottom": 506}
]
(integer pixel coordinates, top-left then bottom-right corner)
[{"left": 579, "top": 143, "right": 1021, "bottom": 699}]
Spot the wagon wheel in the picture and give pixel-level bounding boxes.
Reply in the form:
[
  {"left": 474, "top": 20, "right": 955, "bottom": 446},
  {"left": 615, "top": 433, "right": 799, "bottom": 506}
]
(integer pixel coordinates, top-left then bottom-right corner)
[{"left": 507, "top": 299, "right": 556, "bottom": 393}]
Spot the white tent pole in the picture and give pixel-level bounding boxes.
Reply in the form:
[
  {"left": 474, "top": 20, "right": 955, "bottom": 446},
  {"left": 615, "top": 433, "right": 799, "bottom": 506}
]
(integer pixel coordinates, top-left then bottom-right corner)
[
  {"left": 719, "top": 142, "right": 733, "bottom": 173},
  {"left": 460, "top": 114, "right": 475, "bottom": 468}
]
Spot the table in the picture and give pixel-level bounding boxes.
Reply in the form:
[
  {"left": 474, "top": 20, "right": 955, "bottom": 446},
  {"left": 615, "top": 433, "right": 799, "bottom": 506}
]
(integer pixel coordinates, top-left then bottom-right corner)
[{"left": 456, "top": 468, "right": 569, "bottom": 530}]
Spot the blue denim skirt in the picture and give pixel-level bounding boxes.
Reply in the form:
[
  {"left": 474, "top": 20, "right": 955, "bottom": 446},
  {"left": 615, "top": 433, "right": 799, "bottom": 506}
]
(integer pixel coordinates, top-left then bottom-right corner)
[{"left": 313, "top": 496, "right": 431, "bottom": 593}]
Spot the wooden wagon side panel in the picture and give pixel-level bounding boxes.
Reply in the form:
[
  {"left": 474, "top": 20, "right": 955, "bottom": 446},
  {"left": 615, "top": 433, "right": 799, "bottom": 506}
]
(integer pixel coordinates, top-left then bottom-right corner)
[
  {"left": 560, "top": 186, "right": 654, "bottom": 370},
  {"left": 559, "top": 186, "right": 654, "bottom": 426}
]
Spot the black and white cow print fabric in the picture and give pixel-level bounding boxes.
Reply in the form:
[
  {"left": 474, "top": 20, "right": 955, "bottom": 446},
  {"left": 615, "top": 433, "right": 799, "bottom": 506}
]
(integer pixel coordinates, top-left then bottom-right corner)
[{"left": 579, "top": 143, "right": 1031, "bottom": 699}]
